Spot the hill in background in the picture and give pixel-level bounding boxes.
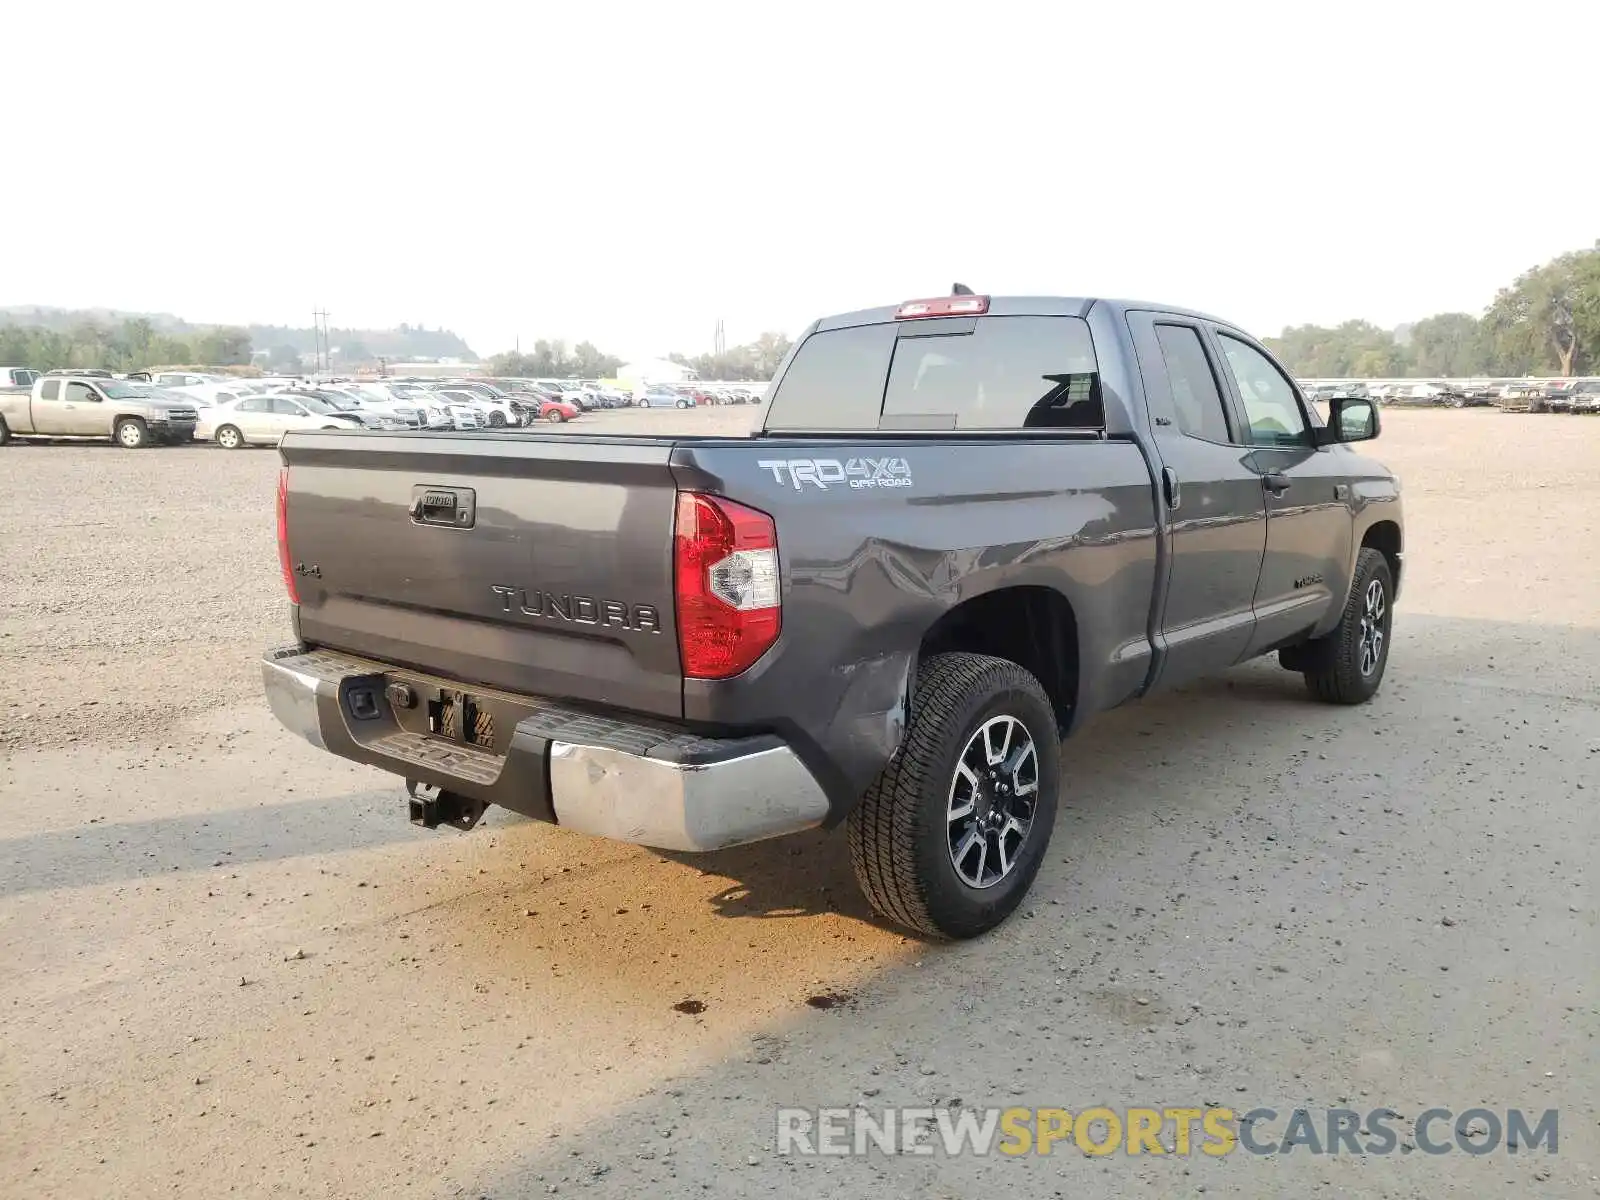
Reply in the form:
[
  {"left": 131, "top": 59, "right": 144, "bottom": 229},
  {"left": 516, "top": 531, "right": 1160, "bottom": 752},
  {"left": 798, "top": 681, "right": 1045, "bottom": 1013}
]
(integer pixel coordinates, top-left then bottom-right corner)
[{"left": 0, "top": 305, "right": 477, "bottom": 364}]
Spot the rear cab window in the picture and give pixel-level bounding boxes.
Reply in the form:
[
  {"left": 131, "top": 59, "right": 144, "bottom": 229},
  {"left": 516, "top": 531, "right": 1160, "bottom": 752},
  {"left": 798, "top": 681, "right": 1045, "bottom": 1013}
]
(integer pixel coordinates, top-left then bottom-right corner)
[{"left": 766, "top": 314, "right": 1103, "bottom": 432}]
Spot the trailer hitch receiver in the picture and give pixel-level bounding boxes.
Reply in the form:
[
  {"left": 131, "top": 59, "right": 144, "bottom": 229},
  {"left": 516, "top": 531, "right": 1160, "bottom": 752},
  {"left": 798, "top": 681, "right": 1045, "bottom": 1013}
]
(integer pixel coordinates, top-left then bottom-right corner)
[{"left": 406, "top": 780, "right": 489, "bottom": 831}]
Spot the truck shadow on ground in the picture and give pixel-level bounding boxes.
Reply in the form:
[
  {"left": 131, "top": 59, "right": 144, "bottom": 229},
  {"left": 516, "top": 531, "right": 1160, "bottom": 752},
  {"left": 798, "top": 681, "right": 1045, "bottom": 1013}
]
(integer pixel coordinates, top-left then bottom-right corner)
[
  {"left": 0, "top": 790, "right": 426, "bottom": 901},
  {"left": 633, "top": 654, "right": 1339, "bottom": 927},
  {"left": 456, "top": 611, "right": 1597, "bottom": 1199}
]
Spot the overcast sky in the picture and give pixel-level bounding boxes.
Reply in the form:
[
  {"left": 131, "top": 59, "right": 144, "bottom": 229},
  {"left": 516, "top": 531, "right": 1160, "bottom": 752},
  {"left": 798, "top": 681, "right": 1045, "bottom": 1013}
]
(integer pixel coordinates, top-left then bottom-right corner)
[{"left": 8, "top": 0, "right": 1596, "bottom": 359}]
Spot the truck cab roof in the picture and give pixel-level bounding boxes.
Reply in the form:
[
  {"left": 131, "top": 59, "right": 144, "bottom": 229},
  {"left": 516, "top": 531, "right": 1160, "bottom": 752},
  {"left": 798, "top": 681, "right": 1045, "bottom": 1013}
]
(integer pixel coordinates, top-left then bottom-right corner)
[{"left": 814, "top": 295, "right": 1235, "bottom": 333}]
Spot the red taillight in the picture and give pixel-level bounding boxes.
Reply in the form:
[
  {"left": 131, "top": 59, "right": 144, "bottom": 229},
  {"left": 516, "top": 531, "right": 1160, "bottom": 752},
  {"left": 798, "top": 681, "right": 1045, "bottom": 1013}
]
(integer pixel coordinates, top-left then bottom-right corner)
[
  {"left": 674, "top": 493, "right": 780, "bottom": 679},
  {"left": 277, "top": 467, "right": 299, "bottom": 604},
  {"left": 895, "top": 294, "right": 990, "bottom": 319}
]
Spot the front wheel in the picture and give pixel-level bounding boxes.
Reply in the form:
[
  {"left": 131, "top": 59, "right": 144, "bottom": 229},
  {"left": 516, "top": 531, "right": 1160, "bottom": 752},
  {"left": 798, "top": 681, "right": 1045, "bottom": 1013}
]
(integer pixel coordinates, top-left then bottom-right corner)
[
  {"left": 638, "top": 398, "right": 650, "bottom": 408},
  {"left": 1287, "top": 548, "right": 1394, "bottom": 704},
  {"left": 0, "top": 416, "right": 11, "bottom": 446},
  {"left": 848, "top": 652, "right": 1061, "bottom": 939},
  {"left": 215, "top": 424, "right": 244, "bottom": 450},
  {"left": 546, "top": 409, "right": 565, "bottom": 423},
  {"left": 115, "top": 417, "right": 149, "bottom": 449}
]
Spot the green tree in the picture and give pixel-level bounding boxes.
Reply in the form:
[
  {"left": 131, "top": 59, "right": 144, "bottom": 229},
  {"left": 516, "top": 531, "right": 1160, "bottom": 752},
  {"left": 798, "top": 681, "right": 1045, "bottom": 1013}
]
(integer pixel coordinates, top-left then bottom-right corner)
[
  {"left": 334, "top": 339, "right": 372, "bottom": 365},
  {"left": 1264, "top": 320, "right": 1408, "bottom": 377},
  {"left": 1408, "top": 312, "right": 1488, "bottom": 377},
  {"left": 192, "top": 326, "right": 252, "bottom": 367},
  {"left": 268, "top": 343, "right": 304, "bottom": 372},
  {"left": 1483, "top": 246, "right": 1600, "bottom": 376}
]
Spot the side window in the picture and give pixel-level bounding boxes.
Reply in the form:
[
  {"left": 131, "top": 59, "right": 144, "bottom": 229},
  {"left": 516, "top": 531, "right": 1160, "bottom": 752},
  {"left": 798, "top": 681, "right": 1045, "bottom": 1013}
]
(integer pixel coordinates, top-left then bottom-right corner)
[
  {"left": 65, "top": 382, "right": 96, "bottom": 402},
  {"left": 40, "top": 379, "right": 61, "bottom": 401},
  {"left": 272, "top": 398, "right": 306, "bottom": 416},
  {"left": 1216, "top": 334, "right": 1310, "bottom": 447},
  {"left": 882, "top": 316, "right": 1102, "bottom": 430},
  {"left": 238, "top": 397, "right": 270, "bottom": 413},
  {"left": 1154, "top": 324, "right": 1232, "bottom": 443}
]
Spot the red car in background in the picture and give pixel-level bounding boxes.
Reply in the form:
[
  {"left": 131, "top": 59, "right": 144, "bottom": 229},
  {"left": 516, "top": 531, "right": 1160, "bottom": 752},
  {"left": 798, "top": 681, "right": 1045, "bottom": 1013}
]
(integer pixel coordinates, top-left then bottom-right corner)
[
  {"left": 509, "top": 386, "right": 582, "bottom": 424},
  {"left": 536, "top": 395, "right": 580, "bottom": 423}
]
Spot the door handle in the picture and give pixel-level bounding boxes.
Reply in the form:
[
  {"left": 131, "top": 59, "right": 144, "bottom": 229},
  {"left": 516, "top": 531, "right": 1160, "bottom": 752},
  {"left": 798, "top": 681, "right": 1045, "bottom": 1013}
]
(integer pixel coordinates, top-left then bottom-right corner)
[
  {"left": 1262, "top": 471, "right": 1292, "bottom": 496},
  {"left": 1161, "top": 466, "right": 1181, "bottom": 511}
]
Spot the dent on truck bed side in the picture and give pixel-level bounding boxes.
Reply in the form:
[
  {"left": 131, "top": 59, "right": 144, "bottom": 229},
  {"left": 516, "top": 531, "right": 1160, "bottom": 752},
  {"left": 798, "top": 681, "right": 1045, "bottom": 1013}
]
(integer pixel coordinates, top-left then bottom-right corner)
[{"left": 669, "top": 438, "right": 1160, "bottom": 823}]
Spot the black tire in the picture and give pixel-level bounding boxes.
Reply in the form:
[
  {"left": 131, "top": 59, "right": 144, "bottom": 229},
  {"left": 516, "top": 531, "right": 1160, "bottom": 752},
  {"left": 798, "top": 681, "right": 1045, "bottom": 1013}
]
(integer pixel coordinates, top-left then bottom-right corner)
[
  {"left": 847, "top": 652, "right": 1061, "bottom": 939},
  {"left": 638, "top": 399, "right": 650, "bottom": 408},
  {"left": 1289, "top": 548, "right": 1394, "bottom": 704},
  {"left": 215, "top": 424, "right": 244, "bottom": 450},
  {"left": 488, "top": 410, "right": 507, "bottom": 427},
  {"left": 115, "top": 417, "right": 148, "bottom": 449},
  {"left": 0, "top": 416, "right": 11, "bottom": 446}
]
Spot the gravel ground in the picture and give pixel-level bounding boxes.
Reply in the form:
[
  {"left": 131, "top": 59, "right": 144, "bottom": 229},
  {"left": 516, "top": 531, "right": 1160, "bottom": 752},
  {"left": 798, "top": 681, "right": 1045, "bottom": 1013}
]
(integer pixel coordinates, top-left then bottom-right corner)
[{"left": 0, "top": 407, "right": 1595, "bottom": 1198}]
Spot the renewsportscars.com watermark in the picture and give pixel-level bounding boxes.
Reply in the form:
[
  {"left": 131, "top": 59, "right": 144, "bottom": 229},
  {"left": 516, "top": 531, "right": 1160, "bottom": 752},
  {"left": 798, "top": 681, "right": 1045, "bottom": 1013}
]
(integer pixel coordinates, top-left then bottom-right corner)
[{"left": 776, "top": 1106, "right": 1559, "bottom": 1158}]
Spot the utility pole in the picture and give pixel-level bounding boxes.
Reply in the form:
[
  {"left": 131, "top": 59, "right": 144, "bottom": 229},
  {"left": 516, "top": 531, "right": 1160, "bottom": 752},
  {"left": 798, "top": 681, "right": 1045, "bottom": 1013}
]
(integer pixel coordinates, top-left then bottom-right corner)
[
  {"left": 312, "top": 307, "right": 330, "bottom": 374},
  {"left": 714, "top": 318, "right": 725, "bottom": 358}
]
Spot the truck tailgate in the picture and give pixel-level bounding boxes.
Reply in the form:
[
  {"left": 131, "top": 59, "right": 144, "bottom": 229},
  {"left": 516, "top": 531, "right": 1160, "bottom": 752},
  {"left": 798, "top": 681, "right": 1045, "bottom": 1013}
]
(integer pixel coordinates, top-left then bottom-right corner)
[{"left": 279, "top": 432, "right": 683, "bottom": 717}]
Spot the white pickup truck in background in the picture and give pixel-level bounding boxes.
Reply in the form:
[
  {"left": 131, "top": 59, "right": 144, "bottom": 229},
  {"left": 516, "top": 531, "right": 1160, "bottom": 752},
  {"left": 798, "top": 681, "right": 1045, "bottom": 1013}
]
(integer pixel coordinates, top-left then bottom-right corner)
[{"left": 0, "top": 374, "right": 198, "bottom": 447}]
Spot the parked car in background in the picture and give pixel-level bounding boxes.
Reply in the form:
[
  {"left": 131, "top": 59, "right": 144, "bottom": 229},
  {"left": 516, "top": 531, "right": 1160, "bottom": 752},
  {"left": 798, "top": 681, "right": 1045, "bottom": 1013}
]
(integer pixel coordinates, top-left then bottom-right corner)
[
  {"left": 295, "top": 391, "right": 411, "bottom": 430},
  {"left": 1304, "top": 383, "right": 1370, "bottom": 404},
  {"left": 1569, "top": 379, "right": 1600, "bottom": 413},
  {"left": 636, "top": 384, "right": 690, "bottom": 408},
  {"left": 148, "top": 371, "right": 229, "bottom": 390},
  {"left": 531, "top": 395, "right": 581, "bottom": 423},
  {"left": 1541, "top": 380, "right": 1576, "bottom": 413},
  {"left": 1451, "top": 380, "right": 1499, "bottom": 406},
  {"left": 1, "top": 367, "right": 41, "bottom": 393},
  {"left": 435, "top": 387, "right": 522, "bottom": 427},
  {"left": 536, "top": 380, "right": 604, "bottom": 410},
  {"left": 1388, "top": 382, "right": 1455, "bottom": 406},
  {"left": 1, "top": 374, "right": 198, "bottom": 447},
  {"left": 200, "top": 394, "right": 366, "bottom": 448},
  {"left": 169, "top": 379, "right": 270, "bottom": 408},
  {"left": 581, "top": 380, "right": 633, "bottom": 407}
]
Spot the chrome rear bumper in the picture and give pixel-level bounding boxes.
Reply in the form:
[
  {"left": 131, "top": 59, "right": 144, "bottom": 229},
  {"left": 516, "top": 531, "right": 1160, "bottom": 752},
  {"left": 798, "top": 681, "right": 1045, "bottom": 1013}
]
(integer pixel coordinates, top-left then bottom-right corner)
[{"left": 262, "top": 645, "right": 829, "bottom": 852}]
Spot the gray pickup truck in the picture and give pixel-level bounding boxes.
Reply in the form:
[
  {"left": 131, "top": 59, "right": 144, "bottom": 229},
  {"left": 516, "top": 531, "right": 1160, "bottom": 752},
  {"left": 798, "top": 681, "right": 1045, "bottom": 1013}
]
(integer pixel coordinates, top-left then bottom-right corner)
[
  {"left": 0, "top": 374, "right": 198, "bottom": 447},
  {"left": 264, "top": 291, "right": 1403, "bottom": 938}
]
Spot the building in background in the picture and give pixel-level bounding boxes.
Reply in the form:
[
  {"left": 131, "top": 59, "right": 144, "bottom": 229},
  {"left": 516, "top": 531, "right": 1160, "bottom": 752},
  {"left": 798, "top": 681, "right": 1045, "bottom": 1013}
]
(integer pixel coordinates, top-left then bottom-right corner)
[{"left": 616, "top": 357, "right": 696, "bottom": 390}]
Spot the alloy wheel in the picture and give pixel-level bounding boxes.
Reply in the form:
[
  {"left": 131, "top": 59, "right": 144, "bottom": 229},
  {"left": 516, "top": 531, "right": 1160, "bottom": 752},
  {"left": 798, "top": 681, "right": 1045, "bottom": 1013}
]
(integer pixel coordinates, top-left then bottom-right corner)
[
  {"left": 947, "top": 714, "right": 1040, "bottom": 889},
  {"left": 1358, "top": 579, "right": 1387, "bottom": 676}
]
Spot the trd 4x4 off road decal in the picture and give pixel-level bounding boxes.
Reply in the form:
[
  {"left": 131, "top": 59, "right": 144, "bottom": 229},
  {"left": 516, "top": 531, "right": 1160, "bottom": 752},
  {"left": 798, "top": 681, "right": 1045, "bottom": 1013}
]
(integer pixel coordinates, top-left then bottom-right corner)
[{"left": 757, "top": 457, "right": 913, "bottom": 491}]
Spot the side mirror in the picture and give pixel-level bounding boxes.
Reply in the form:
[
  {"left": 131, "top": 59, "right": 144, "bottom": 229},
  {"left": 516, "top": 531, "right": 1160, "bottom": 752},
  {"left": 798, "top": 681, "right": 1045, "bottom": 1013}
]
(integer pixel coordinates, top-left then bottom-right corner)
[{"left": 1322, "top": 396, "right": 1379, "bottom": 443}]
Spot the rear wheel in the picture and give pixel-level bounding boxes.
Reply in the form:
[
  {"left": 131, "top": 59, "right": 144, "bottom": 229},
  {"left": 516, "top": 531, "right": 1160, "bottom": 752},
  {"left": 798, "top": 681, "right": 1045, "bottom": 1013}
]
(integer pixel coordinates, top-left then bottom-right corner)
[
  {"left": 115, "top": 417, "right": 148, "bottom": 449},
  {"left": 676, "top": 398, "right": 690, "bottom": 408},
  {"left": 848, "top": 652, "right": 1060, "bottom": 939},
  {"left": 215, "top": 424, "right": 244, "bottom": 449}
]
